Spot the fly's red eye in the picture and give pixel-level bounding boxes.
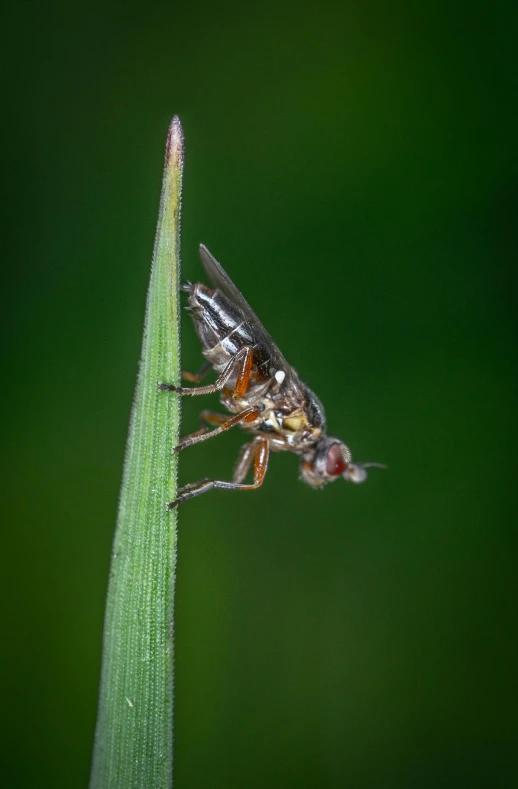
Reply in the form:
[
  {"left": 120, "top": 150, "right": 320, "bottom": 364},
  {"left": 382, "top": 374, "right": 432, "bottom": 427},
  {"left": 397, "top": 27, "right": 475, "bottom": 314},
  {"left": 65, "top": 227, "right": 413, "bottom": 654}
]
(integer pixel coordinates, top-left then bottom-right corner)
[{"left": 326, "top": 444, "right": 346, "bottom": 476}]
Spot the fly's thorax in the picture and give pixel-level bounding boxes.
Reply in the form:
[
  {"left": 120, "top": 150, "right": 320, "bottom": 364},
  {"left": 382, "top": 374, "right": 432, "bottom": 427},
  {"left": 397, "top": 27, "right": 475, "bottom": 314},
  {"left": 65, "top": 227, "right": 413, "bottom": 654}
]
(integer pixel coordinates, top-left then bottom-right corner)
[
  {"left": 269, "top": 381, "right": 326, "bottom": 443},
  {"left": 302, "top": 385, "right": 326, "bottom": 432},
  {"left": 259, "top": 400, "right": 323, "bottom": 449}
]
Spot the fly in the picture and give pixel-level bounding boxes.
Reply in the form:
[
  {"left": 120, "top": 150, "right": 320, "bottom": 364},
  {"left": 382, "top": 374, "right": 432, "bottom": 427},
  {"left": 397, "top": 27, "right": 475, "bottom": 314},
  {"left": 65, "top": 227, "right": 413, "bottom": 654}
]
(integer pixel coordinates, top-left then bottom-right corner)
[{"left": 159, "top": 244, "right": 384, "bottom": 508}]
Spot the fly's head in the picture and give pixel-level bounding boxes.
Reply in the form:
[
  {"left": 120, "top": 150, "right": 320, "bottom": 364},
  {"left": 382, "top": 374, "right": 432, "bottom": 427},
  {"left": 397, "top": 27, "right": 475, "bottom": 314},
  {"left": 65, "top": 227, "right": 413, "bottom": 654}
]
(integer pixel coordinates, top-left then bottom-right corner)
[{"left": 300, "top": 436, "right": 385, "bottom": 488}]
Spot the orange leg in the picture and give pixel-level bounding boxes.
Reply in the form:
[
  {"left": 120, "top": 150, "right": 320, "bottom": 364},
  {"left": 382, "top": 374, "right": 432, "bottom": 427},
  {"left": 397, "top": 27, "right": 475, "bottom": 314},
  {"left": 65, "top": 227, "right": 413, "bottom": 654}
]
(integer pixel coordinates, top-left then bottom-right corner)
[
  {"left": 233, "top": 441, "right": 257, "bottom": 483},
  {"left": 234, "top": 347, "right": 253, "bottom": 397},
  {"left": 175, "top": 410, "right": 231, "bottom": 444},
  {"left": 173, "top": 406, "right": 260, "bottom": 453},
  {"left": 200, "top": 410, "right": 232, "bottom": 427},
  {"left": 158, "top": 347, "right": 253, "bottom": 398},
  {"left": 167, "top": 439, "right": 270, "bottom": 509}
]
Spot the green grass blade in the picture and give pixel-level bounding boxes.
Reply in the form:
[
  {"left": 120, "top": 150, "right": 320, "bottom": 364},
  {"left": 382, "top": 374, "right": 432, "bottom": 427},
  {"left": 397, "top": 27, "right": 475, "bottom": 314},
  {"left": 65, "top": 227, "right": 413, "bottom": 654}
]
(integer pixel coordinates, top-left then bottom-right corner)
[{"left": 90, "top": 117, "right": 184, "bottom": 789}]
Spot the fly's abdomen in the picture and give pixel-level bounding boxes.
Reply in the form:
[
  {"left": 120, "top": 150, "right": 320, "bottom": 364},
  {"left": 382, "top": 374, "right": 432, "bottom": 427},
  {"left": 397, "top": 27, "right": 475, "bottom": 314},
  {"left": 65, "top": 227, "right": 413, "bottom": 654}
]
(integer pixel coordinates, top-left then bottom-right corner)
[
  {"left": 187, "top": 284, "right": 272, "bottom": 379},
  {"left": 188, "top": 285, "right": 241, "bottom": 350}
]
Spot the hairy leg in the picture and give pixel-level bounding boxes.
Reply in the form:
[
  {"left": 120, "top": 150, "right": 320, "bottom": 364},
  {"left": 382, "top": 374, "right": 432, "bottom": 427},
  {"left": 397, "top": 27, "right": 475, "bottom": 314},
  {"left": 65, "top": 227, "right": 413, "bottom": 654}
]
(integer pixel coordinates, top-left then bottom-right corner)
[
  {"left": 173, "top": 407, "right": 260, "bottom": 452},
  {"left": 167, "top": 439, "right": 269, "bottom": 509},
  {"left": 158, "top": 346, "right": 253, "bottom": 397}
]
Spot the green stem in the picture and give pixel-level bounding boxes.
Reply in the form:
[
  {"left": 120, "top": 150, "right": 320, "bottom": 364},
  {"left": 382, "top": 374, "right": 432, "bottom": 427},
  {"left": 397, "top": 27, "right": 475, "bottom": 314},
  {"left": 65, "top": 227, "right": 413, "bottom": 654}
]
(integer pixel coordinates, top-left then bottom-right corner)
[{"left": 90, "top": 117, "right": 183, "bottom": 789}]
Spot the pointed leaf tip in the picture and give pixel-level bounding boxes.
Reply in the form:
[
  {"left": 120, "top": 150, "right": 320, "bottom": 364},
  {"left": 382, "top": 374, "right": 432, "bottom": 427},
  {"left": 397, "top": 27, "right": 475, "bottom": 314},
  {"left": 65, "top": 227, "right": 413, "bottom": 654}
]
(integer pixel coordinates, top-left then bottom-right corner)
[{"left": 167, "top": 116, "right": 184, "bottom": 162}]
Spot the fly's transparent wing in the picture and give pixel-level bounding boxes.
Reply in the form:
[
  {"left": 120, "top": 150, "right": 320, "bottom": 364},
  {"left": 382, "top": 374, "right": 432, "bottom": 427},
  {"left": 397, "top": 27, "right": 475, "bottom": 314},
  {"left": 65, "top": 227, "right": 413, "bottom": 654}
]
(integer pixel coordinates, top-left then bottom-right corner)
[
  {"left": 199, "top": 243, "right": 292, "bottom": 370},
  {"left": 199, "top": 244, "right": 264, "bottom": 326}
]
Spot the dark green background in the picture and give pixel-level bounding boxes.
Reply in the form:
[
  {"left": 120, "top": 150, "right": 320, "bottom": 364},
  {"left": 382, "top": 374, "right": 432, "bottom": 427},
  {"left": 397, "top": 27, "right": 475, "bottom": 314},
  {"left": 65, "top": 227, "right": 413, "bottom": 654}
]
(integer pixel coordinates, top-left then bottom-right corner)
[{"left": 3, "top": 1, "right": 517, "bottom": 787}]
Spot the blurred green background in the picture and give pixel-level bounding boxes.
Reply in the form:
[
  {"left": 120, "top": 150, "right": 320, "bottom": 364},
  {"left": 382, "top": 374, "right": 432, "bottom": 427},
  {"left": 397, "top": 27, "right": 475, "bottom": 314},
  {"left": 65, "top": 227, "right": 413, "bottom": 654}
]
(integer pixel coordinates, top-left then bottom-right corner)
[{"left": 3, "top": 1, "right": 517, "bottom": 787}]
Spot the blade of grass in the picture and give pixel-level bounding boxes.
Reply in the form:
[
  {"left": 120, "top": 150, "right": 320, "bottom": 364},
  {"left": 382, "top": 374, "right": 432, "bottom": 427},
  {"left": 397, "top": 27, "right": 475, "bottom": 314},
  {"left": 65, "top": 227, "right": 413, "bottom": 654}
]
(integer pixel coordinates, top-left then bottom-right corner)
[{"left": 90, "top": 117, "right": 184, "bottom": 789}]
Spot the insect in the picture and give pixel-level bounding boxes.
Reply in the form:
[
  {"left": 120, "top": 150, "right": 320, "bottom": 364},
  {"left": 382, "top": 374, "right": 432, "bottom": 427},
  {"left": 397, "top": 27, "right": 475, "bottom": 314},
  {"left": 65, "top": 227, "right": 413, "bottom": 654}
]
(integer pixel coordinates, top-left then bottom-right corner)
[{"left": 159, "top": 244, "right": 384, "bottom": 508}]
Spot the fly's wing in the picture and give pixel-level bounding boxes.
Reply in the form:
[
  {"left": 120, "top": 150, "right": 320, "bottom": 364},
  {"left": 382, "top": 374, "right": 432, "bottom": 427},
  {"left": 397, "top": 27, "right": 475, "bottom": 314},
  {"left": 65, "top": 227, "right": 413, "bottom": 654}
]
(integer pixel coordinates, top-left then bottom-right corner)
[
  {"left": 199, "top": 244, "right": 265, "bottom": 326},
  {"left": 199, "top": 243, "right": 293, "bottom": 373}
]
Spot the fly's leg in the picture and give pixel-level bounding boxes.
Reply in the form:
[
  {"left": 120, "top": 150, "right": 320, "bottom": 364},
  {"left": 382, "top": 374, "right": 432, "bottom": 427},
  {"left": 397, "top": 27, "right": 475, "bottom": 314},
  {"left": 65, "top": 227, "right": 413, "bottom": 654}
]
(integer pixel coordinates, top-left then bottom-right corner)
[
  {"left": 158, "top": 346, "right": 253, "bottom": 397},
  {"left": 173, "top": 410, "right": 230, "bottom": 445},
  {"left": 167, "top": 439, "right": 270, "bottom": 509},
  {"left": 233, "top": 346, "right": 254, "bottom": 397},
  {"left": 173, "top": 407, "right": 260, "bottom": 453},
  {"left": 181, "top": 360, "right": 212, "bottom": 383},
  {"left": 232, "top": 441, "right": 257, "bottom": 483}
]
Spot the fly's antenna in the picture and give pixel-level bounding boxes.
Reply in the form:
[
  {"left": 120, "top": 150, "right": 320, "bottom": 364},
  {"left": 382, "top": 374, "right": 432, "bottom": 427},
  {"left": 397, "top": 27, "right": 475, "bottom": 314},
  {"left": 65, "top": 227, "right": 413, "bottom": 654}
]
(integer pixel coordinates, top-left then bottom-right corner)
[{"left": 343, "top": 461, "right": 387, "bottom": 484}]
